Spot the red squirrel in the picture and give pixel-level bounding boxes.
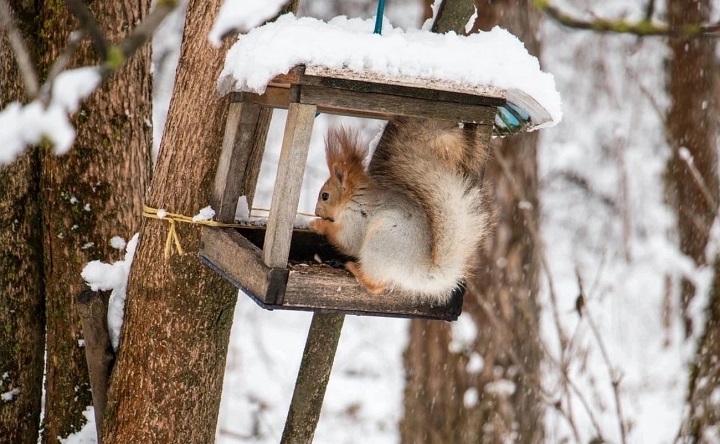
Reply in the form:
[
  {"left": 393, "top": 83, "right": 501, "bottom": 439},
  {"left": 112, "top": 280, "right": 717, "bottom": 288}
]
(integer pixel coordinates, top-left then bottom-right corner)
[{"left": 309, "top": 118, "right": 493, "bottom": 303}]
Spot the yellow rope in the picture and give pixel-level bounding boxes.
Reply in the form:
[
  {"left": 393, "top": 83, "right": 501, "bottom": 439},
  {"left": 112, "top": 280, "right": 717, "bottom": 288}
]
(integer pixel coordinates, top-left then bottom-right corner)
[
  {"left": 141, "top": 205, "right": 316, "bottom": 258},
  {"left": 142, "top": 206, "right": 247, "bottom": 258}
]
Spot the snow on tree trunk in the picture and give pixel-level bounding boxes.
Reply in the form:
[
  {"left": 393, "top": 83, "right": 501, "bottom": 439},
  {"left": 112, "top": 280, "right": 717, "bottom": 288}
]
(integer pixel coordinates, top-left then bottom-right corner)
[
  {"left": 0, "top": 5, "right": 44, "bottom": 442},
  {"left": 401, "top": 1, "right": 544, "bottom": 442},
  {"left": 38, "top": 1, "right": 152, "bottom": 442},
  {"left": 100, "top": 1, "right": 239, "bottom": 442}
]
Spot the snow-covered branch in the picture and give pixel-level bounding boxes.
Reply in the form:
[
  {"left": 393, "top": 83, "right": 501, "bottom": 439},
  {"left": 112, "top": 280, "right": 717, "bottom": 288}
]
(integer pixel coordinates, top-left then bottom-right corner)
[
  {"left": 534, "top": 0, "right": 720, "bottom": 37},
  {"left": 0, "top": 0, "right": 180, "bottom": 166}
]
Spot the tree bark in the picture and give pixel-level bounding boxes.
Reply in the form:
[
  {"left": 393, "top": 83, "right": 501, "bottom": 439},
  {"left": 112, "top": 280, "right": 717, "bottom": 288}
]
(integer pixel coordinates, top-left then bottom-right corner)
[
  {"left": 666, "top": 0, "right": 720, "bottom": 438},
  {"left": 402, "top": 1, "right": 544, "bottom": 443},
  {"left": 684, "top": 253, "right": 720, "bottom": 438},
  {"left": 38, "top": 1, "right": 152, "bottom": 442},
  {"left": 0, "top": 5, "right": 45, "bottom": 442},
  {"left": 664, "top": 0, "right": 718, "bottom": 338},
  {"left": 101, "top": 1, "right": 237, "bottom": 442}
]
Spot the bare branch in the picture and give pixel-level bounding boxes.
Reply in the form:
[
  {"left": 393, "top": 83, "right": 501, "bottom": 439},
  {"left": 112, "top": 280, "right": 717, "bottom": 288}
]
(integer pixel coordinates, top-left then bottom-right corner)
[
  {"left": 38, "top": 30, "right": 85, "bottom": 107},
  {"left": 101, "top": 0, "right": 178, "bottom": 80},
  {"left": 576, "top": 269, "right": 628, "bottom": 444},
  {"left": 64, "top": 0, "right": 108, "bottom": 59},
  {"left": 533, "top": 0, "right": 720, "bottom": 37},
  {"left": 0, "top": 0, "right": 39, "bottom": 97}
]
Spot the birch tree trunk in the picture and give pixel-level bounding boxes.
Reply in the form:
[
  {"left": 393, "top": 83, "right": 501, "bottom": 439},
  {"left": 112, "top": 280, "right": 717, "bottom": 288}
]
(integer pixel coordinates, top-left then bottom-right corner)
[
  {"left": 401, "top": 1, "right": 544, "bottom": 442},
  {"left": 38, "top": 1, "right": 152, "bottom": 441},
  {"left": 101, "top": 1, "right": 236, "bottom": 441},
  {"left": 0, "top": 4, "right": 44, "bottom": 442}
]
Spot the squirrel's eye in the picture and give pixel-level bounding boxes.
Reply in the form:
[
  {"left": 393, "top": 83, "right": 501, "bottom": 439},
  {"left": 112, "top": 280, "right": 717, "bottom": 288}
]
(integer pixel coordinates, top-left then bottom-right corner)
[{"left": 321, "top": 192, "right": 329, "bottom": 201}]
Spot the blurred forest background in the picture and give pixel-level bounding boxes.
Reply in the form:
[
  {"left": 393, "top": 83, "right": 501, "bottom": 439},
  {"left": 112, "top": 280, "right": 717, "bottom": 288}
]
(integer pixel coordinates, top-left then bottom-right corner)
[{"left": 1, "top": 0, "right": 719, "bottom": 443}]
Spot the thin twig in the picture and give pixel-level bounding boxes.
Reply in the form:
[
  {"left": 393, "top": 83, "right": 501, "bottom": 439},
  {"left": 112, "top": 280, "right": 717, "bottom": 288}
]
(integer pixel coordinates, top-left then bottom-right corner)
[
  {"left": 63, "top": 0, "right": 108, "bottom": 59},
  {"left": 541, "top": 339, "right": 606, "bottom": 439},
  {"left": 102, "top": 0, "right": 178, "bottom": 80},
  {"left": 576, "top": 269, "right": 628, "bottom": 444},
  {"left": 0, "top": 0, "right": 39, "bottom": 97},
  {"left": 468, "top": 281, "right": 597, "bottom": 442}
]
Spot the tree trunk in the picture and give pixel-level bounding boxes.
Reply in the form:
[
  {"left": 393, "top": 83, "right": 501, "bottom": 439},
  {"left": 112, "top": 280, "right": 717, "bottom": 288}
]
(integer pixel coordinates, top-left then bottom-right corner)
[
  {"left": 401, "top": 1, "right": 544, "bottom": 443},
  {"left": 684, "top": 253, "right": 720, "bottom": 438},
  {"left": 664, "top": 0, "right": 718, "bottom": 337},
  {"left": 101, "top": 1, "right": 236, "bottom": 442},
  {"left": 0, "top": 4, "right": 45, "bottom": 442},
  {"left": 38, "top": 1, "right": 152, "bottom": 442},
  {"left": 666, "top": 0, "right": 720, "bottom": 438}
]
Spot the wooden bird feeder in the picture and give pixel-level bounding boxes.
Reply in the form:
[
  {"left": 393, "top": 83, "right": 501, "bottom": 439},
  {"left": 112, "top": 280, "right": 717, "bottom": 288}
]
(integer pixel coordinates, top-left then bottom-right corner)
[{"left": 198, "top": 65, "right": 553, "bottom": 321}]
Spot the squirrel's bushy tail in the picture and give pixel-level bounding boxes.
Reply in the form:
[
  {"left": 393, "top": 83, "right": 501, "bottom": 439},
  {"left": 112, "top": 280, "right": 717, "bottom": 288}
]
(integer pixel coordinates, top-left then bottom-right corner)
[{"left": 370, "top": 118, "right": 494, "bottom": 301}]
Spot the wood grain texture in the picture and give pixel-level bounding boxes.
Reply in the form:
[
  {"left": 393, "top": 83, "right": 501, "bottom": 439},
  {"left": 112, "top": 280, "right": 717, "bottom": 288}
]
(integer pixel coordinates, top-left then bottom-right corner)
[
  {"left": 263, "top": 103, "right": 317, "bottom": 268},
  {"left": 199, "top": 226, "right": 285, "bottom": 304},
  {"left": 298, "top": 85, "right": 496, "bottom": 123},
  {"left": 234, "top": 85, "right": 498, "bottom": 123}
]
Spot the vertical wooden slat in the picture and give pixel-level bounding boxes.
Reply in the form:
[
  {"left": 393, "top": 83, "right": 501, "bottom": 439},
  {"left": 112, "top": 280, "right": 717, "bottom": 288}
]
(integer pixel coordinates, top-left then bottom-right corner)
[
  {"left": 281, "top": 313, "right": 345, "bottom": 444},
  {"left": 212, "top": 102, "right": 250, "bottom": 222},
  {"left": 263, "top": 103, "right": 317, "bottom": 268},
  {"left": 241, "top": 107, "right": 273, "bottom": 208},
  {"left": 212, "top": 101, "right": 271, "bottom": 222}
]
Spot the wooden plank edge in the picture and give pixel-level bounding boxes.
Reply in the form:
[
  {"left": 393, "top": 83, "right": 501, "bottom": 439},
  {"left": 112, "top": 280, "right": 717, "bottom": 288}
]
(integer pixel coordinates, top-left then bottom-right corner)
[
  {"left": 198, "top": 226, "right": 289, "bottom": 304},
  {"left": 283, "top": 268, "right": 463, "bottom": 321}
]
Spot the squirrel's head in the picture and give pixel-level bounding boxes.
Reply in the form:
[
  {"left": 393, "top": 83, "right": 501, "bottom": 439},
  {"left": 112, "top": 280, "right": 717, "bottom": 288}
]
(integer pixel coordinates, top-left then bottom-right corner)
[{"left": 315, "top": 128, "right": 369, "bottom": 221}]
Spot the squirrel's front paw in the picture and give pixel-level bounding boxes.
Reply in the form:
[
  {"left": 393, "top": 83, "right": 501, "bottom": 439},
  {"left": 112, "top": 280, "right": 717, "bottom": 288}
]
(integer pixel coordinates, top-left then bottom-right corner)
[{"left": 309, "top": 218, "right": 326, "bottom": 234}]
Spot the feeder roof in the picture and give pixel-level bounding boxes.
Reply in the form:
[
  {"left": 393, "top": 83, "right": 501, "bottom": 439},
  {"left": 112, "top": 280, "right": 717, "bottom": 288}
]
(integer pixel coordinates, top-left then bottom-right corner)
[{"left": 218, "top": 14, "right": 562, "bottom": 133}]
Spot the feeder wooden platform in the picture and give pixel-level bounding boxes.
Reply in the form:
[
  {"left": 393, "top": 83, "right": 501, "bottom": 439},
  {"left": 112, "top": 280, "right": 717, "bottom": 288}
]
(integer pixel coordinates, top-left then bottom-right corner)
[{"left": 199, "top": 65, "right": 549, "bottom": 321}]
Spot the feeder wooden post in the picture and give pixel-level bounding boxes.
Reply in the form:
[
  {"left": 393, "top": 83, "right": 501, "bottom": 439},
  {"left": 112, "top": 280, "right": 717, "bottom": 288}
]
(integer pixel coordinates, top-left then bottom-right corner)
[{"left": 281, "top": 312, "right": 345, "bottom": 444}]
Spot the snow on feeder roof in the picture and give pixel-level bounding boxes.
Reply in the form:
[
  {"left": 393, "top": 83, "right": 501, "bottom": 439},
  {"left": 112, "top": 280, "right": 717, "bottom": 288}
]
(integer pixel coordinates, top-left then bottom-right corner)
[{"left": 218, "top": 14, "right": 562, "bottom": 133}]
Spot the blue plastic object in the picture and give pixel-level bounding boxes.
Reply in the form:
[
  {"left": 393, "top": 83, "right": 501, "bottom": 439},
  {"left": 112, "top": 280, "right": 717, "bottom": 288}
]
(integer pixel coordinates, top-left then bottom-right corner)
[{"left": 374, "top": 0, "right": 386, "bottom": 34}]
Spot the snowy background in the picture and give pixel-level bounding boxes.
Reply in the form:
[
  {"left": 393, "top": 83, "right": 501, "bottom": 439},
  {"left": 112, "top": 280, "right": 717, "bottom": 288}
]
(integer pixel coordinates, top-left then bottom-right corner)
[
  {"left": 214, "top": 3, "right": 713, "bottom": 443},
  {"left": 56, "top": 0, "right": 718, "bottom": 443}
]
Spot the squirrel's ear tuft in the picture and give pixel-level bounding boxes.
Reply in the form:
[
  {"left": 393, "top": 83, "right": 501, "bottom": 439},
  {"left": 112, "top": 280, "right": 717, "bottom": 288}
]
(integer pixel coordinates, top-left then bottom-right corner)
[
  {"left": 333, "top": 164, "right": 345, "bottom": 183},
  {"left": 325, "top": 127, "right": 368, "bottom": 172}
]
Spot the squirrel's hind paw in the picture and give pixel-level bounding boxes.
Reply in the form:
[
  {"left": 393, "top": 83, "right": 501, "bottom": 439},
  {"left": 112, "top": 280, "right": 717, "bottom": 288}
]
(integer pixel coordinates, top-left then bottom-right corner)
[{"left": 346, "top": 261, "right": 386, "bottom": 294}]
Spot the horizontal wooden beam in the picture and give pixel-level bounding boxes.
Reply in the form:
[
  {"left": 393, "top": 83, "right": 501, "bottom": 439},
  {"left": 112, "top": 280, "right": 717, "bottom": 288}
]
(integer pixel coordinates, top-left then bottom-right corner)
[
  {"left": 199, "top": 226, "right": 463, "bottom": 321},
  {"left": 233, "top": 86, "right": 496, "bottom": 124}
]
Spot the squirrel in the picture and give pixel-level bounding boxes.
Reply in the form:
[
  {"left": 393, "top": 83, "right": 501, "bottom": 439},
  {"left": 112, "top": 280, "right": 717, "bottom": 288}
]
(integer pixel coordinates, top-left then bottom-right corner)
[{"left": 309, "top": 117, "right": 494, "bottom": 303}]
